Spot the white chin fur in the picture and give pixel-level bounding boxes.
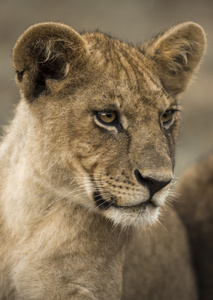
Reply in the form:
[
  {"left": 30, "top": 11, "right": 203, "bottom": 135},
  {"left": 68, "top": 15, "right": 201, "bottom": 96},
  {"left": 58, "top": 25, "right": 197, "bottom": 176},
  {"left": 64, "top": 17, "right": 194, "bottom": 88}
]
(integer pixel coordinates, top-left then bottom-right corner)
[{"left": 102, "top": 205, "right": 160, "bottom": 228}]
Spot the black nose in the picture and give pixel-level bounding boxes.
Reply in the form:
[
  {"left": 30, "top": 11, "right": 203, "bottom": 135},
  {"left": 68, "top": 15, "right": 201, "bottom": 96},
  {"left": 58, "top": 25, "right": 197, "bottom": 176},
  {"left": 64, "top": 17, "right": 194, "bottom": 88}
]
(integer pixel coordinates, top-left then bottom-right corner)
[{"left": 134, "top": 169, "right": 172, "bottom": 198}]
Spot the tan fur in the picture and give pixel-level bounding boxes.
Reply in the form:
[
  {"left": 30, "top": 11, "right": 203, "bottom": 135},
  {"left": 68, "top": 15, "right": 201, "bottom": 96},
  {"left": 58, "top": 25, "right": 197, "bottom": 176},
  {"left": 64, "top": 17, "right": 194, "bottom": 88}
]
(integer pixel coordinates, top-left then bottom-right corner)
[
  {"left": 174, "top": 152, "right": 213, "bottom": 300},
  {"left": 0, "top": 22, "right": 205, "bottom": 299}
]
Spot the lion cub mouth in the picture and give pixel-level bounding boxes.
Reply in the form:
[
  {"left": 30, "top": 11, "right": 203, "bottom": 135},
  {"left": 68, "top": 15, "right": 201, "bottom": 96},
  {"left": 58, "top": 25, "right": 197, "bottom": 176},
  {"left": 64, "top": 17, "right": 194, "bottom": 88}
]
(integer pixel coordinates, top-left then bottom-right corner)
[
  {"left": 93, "top": 189, "right": 162, "bottom": 227},
  {"left": 93, "top": 190, "right": 158, "bottom": 211}
]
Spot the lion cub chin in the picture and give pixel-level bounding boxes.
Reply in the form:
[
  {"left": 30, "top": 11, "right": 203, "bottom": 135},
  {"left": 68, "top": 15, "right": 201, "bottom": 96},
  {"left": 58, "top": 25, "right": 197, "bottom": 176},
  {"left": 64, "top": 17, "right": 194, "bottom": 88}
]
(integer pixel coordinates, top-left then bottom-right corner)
[{"left": 0, "top": 21, "right": 205, "bottom": 299}]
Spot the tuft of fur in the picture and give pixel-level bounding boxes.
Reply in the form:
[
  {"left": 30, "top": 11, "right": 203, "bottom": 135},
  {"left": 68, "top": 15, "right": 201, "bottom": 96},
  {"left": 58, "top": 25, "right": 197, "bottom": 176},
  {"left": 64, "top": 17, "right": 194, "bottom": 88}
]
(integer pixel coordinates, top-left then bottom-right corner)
[{"left": 0, "top": 22, "right": 206, "bottom": 299}]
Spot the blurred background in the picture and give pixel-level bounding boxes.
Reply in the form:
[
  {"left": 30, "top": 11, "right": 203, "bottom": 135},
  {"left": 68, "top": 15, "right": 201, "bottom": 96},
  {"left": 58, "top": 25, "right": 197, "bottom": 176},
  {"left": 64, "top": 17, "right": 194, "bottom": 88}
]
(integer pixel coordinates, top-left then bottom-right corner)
[{"left": 0, "top": 0, "right": 212, "bottom": 176}]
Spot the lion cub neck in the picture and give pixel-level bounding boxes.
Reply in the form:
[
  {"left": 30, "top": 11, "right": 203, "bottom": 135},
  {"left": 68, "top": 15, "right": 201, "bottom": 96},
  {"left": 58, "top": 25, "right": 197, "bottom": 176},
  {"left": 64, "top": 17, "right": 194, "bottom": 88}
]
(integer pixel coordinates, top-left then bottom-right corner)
[{"left": 0, "top": 101, "right": 125, "bottom": 246}]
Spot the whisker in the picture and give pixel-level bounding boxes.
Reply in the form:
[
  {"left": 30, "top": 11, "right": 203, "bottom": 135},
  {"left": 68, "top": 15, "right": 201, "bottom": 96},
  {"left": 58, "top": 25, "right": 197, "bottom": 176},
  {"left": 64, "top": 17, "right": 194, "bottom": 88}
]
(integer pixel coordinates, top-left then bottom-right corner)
[{"left": 73, "top": 191, "right": 91, "bottom": 198}]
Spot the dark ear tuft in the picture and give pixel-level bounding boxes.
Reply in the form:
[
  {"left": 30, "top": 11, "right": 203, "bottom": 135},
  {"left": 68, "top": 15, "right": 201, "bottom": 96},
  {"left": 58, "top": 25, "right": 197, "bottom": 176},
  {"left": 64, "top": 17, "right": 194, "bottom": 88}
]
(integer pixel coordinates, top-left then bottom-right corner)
[
  {"left": 142, "top": 22, "right": 206, "bottom": 96},
  {"left": 30, "top": 39, "right": 69, "bottom": 98},
  {"left": 13, "top": 22, "right": 88, "bottom": 101}
]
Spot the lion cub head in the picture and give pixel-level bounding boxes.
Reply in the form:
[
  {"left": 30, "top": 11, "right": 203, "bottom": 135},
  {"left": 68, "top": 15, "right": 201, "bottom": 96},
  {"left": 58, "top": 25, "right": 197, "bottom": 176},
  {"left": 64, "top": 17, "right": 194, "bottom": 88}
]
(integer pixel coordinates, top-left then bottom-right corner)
[{"left": 13, "top": 22, "right": 205, "bottom": 227}]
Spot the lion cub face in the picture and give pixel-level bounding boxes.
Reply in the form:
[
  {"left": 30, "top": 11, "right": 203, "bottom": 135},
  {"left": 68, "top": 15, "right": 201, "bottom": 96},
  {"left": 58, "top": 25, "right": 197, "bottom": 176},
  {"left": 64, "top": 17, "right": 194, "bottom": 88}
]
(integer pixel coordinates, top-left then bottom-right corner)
[
  {"left": 66, "top": 76, "right": 176, "bottom": 227},
  {"left": 13, "top": 22, "right": 205, "bottom": 227}
]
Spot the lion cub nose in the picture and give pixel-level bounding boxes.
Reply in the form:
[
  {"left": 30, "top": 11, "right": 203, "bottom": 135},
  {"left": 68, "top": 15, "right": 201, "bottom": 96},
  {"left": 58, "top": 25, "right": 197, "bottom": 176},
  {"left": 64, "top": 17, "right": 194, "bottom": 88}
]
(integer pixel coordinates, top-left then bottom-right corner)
[{"left": 134, "top": 169, "right": 172, "bottom": 198}]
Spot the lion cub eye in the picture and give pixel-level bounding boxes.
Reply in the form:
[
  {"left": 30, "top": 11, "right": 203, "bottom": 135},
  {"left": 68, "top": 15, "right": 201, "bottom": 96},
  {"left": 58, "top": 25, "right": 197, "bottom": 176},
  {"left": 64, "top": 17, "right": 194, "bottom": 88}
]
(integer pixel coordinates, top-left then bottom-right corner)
[
  {"left": 161, "top": 110, "right": 175, "bottom": 129},
  {"left": 96, "top": 111, "right": 118, "bottom": 126}
]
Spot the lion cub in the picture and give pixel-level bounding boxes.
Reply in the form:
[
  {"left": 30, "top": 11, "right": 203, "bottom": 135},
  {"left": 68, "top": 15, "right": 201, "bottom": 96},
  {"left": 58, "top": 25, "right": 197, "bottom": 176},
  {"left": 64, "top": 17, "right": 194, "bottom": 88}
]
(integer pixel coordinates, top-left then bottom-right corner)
[
  {"left": 175, "top": 152, "right": 213, "bottom": 300},
  {"left": 0, "top": 22, "right": 205, "bottom": 299}
]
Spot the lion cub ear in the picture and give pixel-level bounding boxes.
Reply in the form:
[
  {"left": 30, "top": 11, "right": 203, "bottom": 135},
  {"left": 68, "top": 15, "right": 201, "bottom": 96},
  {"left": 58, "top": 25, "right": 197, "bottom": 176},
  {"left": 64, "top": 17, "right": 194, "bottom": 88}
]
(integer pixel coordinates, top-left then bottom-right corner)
[
  {"left": 143, "top": 22, "right": 206, "bottom": 96},
  {"left": 13, "top": 22, "right": 88, "bottom": 101}
]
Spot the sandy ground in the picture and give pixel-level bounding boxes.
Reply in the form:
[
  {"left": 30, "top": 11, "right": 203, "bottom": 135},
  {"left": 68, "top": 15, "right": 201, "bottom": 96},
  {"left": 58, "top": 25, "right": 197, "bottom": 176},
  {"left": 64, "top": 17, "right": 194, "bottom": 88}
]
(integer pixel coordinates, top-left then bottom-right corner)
[{"left": 0, "top": 0, "right": 212, "bottom": 176}]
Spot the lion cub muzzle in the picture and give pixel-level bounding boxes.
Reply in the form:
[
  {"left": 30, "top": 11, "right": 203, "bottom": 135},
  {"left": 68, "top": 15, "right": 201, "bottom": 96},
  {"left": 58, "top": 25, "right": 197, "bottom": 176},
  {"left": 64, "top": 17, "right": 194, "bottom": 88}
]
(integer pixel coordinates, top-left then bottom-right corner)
[
  {"left": 94, "top": 170, "right": 172, "bottom": 210},
  {"left": 92, "top": 167, "right": 173, "bottom": 227}
]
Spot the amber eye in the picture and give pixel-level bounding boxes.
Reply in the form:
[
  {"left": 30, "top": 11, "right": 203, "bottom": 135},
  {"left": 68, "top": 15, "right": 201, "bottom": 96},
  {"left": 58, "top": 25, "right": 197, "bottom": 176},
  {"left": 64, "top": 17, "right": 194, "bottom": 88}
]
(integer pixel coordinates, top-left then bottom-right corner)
[
  {"left": 161, "top": 110, "right": 174, "bottom": 128},
  {"left": 96, "top": 111, "right": 118, "bottom": 126}
]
